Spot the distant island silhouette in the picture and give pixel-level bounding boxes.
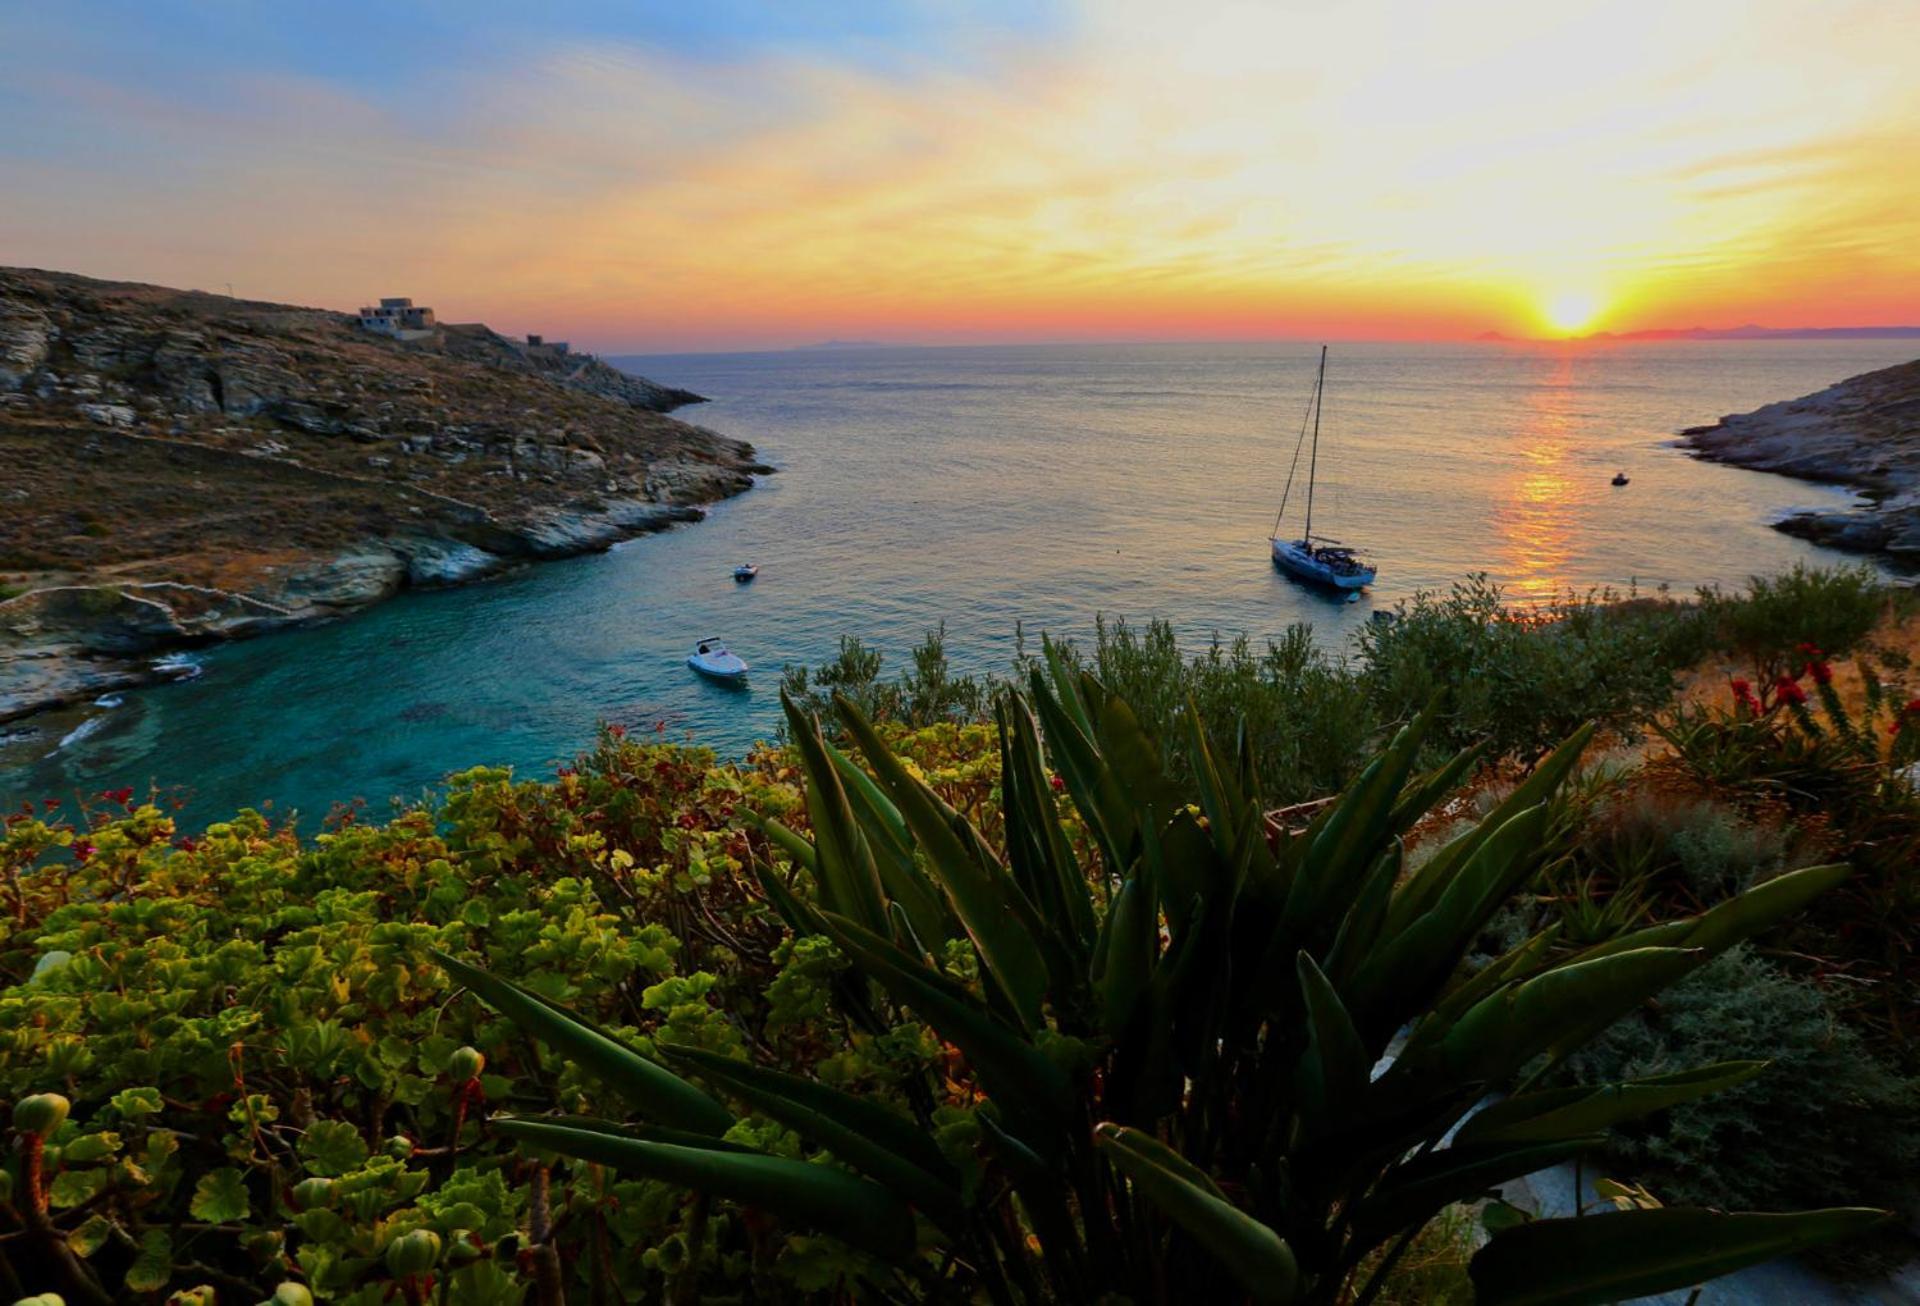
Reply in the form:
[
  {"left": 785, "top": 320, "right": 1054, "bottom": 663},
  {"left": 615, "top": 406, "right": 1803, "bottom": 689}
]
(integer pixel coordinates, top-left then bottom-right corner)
[{"left": 1480, "top": 324, "right": 1920, "bottom": 342}]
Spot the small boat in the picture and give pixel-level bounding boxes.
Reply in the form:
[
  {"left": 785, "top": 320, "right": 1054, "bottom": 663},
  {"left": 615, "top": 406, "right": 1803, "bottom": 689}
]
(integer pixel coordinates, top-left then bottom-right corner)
[
  {"left": 687, "top": 637, "right": 749, "bottom": 682},
  {"left": 1268, "top": 345, "right": 1376, "bottom": 591},
  {"left": 1611, "top": 471, "right": 1630, "bottom": 487},
  {"left": 733, "top": 563, "right": 759, "bottom": 582}
]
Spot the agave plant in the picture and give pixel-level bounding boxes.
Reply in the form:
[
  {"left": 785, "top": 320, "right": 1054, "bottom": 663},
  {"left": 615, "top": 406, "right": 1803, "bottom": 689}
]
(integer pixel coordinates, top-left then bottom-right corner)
[{"left": 443, "top": 649, "right": 1879, "bottom": 1303}]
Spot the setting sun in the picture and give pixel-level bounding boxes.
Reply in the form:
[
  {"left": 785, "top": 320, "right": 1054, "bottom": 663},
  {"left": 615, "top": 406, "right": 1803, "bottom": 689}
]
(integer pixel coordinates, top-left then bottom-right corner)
[{"left": 1543, "top": 291, "right": 1602, "bottom": 335}]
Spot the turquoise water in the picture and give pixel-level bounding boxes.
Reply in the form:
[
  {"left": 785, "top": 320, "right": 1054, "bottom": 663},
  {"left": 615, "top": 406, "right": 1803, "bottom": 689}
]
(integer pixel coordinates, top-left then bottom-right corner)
[{"left": 4, "top": 339, "right": 1912, "bottom": 825}]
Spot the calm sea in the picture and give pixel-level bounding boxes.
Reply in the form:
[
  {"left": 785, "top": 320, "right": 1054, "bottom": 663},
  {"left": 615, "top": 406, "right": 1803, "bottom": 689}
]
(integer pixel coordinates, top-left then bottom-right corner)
[{"left": 5, "top": 339, "right": 1913, "bottom": 824}]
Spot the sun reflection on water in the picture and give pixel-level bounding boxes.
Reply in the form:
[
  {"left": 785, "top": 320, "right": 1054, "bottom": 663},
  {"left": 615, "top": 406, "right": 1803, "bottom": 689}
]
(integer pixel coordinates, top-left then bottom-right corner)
[{"left": 1495, "top": 355, "right": 1582, "bottom": 601}]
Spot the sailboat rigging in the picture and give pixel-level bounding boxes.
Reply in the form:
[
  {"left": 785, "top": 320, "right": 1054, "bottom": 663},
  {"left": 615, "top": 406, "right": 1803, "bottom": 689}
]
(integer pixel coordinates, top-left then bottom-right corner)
[{"left": 1269, "top": 345, "right": 1376, "bottom": 592}]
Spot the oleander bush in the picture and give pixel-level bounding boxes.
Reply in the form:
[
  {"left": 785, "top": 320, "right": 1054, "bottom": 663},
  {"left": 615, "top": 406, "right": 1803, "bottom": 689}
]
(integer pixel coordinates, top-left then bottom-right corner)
[{"left": 457, "top": 664, "right": 1877, "bottom": 1305}]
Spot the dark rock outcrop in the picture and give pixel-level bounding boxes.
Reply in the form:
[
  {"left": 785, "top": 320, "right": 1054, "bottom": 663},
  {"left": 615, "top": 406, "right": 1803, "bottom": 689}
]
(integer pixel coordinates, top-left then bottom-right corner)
[{"left": 1681, "top": 359, "right": 1920, "bottom": 564}]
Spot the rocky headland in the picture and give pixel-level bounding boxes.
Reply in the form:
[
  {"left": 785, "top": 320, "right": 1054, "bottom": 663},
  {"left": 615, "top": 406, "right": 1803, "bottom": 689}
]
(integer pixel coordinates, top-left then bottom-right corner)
[
  {"left": 1681, "top": 357, "right": 1920, "bottom": 563},
  {"left": 0, "top": 267, "right": 772, "bottom": 721}
]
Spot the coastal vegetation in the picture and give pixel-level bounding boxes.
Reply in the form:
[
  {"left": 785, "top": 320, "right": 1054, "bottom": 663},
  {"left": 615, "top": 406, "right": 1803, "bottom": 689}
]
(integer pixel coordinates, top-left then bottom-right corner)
[{"left": 0, "top": 564, "right": 1913, "bottom": 1302}]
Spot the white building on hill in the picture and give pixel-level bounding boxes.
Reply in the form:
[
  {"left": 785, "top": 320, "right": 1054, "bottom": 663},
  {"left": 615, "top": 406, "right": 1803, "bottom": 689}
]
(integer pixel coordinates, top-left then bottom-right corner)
[{"left": 358, "top": 297, "right": 437, "bottom": 336}]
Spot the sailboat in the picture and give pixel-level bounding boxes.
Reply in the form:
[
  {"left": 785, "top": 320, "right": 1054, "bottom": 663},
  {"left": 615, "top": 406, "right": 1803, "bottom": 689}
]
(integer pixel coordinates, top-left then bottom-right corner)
[{"left": 1269, "top": 345, "right": 1376, "bottom": 592}]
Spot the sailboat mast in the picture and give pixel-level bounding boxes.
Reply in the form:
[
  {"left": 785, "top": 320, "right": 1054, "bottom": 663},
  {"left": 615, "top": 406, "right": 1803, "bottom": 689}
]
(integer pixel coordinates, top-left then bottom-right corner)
[{"left": 1303, "top": 344, "right": 1326, "bottom": 544}]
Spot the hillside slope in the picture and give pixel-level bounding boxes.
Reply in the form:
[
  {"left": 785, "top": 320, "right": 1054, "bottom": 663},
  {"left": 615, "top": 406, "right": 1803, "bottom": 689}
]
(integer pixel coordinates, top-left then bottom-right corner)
[{"left": 0, "top": 267, "right": 771, "bottom": 719}]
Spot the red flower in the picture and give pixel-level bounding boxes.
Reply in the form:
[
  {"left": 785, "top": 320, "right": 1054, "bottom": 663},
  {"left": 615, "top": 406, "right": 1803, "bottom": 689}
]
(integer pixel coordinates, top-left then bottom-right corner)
[
  {"left": 1905, "top": 699, "right": 1920, "bottom": 715},
  {"left": 73, "top": 841, "right": 95, "bottom": 862},
  {"left": 1049, "top": 774, "right": 1066, "bottom": 792},
  {"left": 172, "top": 836, "right": 200, "bottom": 853},
  {"left": 41, "top": 798, "right": 58, "bottom": 811},
  {"left": 1807, "top": 660, "right": 1833, "bottom": 685},
  {"left": 607, "top": 723, "right": 627, "bottom": 739},
  {"left": 1773, "top": 675, "right": 1808, "bottom": 707},
  {"left": 1796, "top": 642, "right": 1823, "bottom": 658}
]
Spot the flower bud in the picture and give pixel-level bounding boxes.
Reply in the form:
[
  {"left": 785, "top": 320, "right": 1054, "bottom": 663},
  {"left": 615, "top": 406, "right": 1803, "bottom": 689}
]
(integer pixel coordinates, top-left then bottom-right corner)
[
  {"left": 385, "top": 1229, "right": 443, "bottom": 1277},
  {"left": 12, "top": 1093, "right": 69, "bottom": 1138},
  {"left": 384, "top": 1135, "right": 414, "bottom": 1159},
  {"left": 446, "top": 1230, "right": 485, "bottom": 1266},
  {"left": 448, "top": 1047, "right": 485, "bottom": 1081},
  {"left": 291, "top": 1177, "right": 335, "bottom": 1211},
  {"left": 270, "top": 1285, "right": 315, "bottom": 1306}
]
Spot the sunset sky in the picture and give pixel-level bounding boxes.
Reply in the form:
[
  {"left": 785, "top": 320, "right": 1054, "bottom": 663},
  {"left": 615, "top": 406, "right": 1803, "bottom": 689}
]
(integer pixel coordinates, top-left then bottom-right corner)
[{"left": 3, "top": 0, "right": 1917, "bottom": 351}]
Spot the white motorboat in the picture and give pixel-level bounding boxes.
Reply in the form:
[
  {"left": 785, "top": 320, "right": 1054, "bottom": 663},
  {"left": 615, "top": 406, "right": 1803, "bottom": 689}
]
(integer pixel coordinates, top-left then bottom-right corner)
[
  {"left": 733, "top": 563, "right": 759, "bottom": 582},
  {"left": 688, "top": 637, "right": 749, "bottom": 682}
]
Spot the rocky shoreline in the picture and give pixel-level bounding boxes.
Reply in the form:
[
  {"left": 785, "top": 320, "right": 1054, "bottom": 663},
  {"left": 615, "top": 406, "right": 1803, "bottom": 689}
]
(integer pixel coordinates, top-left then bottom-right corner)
[
  {"left": 0, "top": 267, "right": 773, "bottom": 723},
  {"left": 1680, "top": 357, "right": 1920, "bottom": 563}
]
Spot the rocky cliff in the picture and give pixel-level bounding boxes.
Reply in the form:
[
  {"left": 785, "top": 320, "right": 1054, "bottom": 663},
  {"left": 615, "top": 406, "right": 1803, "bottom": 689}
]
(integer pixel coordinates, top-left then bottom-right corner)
[
  {"left": 1681, "top": 357, "right": 1920, "bottom": 564},
  {"left": 0, "top": 267, "right": 772, "bottom": 720}
]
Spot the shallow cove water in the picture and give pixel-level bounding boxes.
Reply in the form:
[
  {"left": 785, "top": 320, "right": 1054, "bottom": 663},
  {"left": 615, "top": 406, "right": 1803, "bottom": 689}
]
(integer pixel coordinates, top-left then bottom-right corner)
[{"left": 5, "top": 339, "right": 1913, "bottom": 825}]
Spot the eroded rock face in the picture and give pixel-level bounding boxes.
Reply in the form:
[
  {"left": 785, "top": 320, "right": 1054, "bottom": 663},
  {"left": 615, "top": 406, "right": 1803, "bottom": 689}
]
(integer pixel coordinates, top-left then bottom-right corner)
[
  {"left": 0, "top": 265, "right": 773, "bottom": 721},
  {"left": 0, "top": 302, "right": 52, "bottom": 391},
  {"left": 1683, "top": 358, "right": 1920, "bottom": 565}
]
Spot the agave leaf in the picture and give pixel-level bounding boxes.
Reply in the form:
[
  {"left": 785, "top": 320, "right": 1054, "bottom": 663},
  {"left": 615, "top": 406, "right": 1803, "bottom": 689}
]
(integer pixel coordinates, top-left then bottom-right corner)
[
  {"left": 1348, "top": 805, "right": 1551, "bottom": 1037},
  {"left": 813, "top": 911, "right": 1073, "bottom": 1137},
  {"left": 1388, "top": 740, "right": 1486, "bottom": 837},
  {"left": 504, "top": 1113, "right": 764, "bottom": 1154},
  {"left": 659, "top": 1043, "right": 964, "bottom": 1227},
  {"left": 1294, "top": 952, "right": 1370, "bottom": 1139},
  {"left": 493, "top": 1118, "right": 918, "bottom": 1259},
  {"left": 1041, "top": 635, "right": 1097, "bottom": 740},
  {"left": 1094, "top": 1124, "right": 1298, "bottom": 1304},
  {"left": 434, "top": 951, "right": 734, "bottom": 1137},
  {"left": 1348, "top": 1137, "right": 1603, "bottom": 1252},
  {"left": 824, "top": 736, "right": 911, "bottom": 855},
  {"left": 781, "top": 693, "right": 890, "bottom": 935},
  {"left": 1184, "top": 697, "right": 1243, "bottom": 855},
  {"left": 750, "top": 813, "right": 817, "bottom": 876},
  {"left": 1283, "top": 703, "right": 1434, "bottom": 936},
  {"left": 1098, "top": 874, "right": 1157, "bottom": 1037},
  {"left": 1469, "top": 1206, "right": 1887, "bottom": 1306},
  {"left": 1396, "top": 925, "right": 1562, "bottom": 1066},
  {"left": 999, "top": 693, "right": 1096, "bottom": 953},
  {"left": 834, "top": 694, "right": 1050, "bottom": 1029},
  {"left": 1434, "top": 947, "right": 1704, "bottom": 1089},
  {"left": 1455, "top": 1061, "right": 1766, "bottom": 1146},
  {"left": 1320, "top": 843, "right": 1401, "bottom": 991},
  {"left": 750, "top": 856, "right": 818, "bottom": 937},
  {"left": 1385, "top": 723, "right": 1594, "bottom": 939},
  {"left": 1092, "top": 691, "right": 1180, "bottom": 820},
  {"left": 1029, "top": 666, "right": 1136, "bottom": 881},
  {"left": 1577, "top": 863, "right": 1850, "bottom": 965}
]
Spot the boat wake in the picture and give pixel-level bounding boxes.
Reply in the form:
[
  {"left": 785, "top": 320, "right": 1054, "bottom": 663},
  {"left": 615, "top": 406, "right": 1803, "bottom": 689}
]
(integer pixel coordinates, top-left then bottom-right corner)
[{"left": 56, "top": 716, "right": 106, "bottom": 752}]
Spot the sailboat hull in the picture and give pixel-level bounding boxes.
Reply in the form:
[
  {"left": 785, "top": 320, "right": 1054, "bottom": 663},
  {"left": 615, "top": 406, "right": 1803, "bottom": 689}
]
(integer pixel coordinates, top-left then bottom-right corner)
[{"left": 1272, "top": 538, "right": 1374, "bottom": 590}]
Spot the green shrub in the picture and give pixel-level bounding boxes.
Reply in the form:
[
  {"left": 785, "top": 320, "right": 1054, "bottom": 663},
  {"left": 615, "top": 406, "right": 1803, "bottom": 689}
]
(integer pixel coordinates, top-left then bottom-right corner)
[
  {"left": 1074, "top": 617, "right": 1380, "bottom": 805},
  {"left": 1559, "top": 948, "right": 1920, "bottom": 1275},
  {"left": 1698, "top": 563, "right": 1889, "bottom": 680},
  {"left": 781, "top": 625, "right": 985, "bottom": 727},
  {"left": 1358, "top": 575, "right": 1697, "bottom": 761}
]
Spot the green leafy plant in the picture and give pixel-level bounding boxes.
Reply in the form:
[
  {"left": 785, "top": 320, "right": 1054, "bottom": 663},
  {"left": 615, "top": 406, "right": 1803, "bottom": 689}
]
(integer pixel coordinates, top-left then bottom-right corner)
[{"left": 455, "top": 656, "right": 1879, "bottom": 1304}]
